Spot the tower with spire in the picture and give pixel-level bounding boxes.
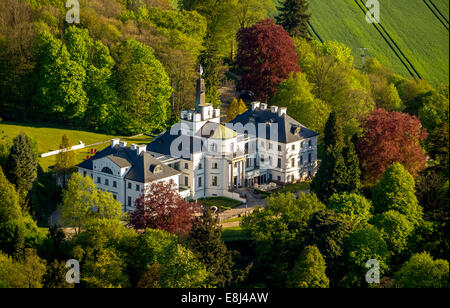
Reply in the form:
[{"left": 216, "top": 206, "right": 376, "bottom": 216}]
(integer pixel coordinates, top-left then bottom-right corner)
[
  {"left": 180, "top": 66, "right": 221, "bottom": 136},
  {"left": 195, "top": 65, "right": 207, "bottom": 110}
]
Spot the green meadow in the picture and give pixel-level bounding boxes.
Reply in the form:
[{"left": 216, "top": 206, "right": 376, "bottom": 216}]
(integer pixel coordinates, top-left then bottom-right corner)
[
  {"left": 307, "top": 0, "right": 449, "bottom": 85},
  {"left": 0, "top": 122, "right": 153, "bottom": 170}
]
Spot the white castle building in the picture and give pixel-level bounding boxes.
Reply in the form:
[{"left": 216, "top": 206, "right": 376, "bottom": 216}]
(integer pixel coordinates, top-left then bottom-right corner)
[{"left": 77, "top": 76, "right": 319, "bottom": 212}]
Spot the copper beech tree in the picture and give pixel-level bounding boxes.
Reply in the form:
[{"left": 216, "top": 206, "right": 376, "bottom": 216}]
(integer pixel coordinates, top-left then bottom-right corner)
[
  {"left": 129, "top": 181, "right": 200, "bottom": 235},
  {"left": 236, "top": 18, "right": 300, "bottom": 102},
  {"left": 357, "top": 108, "right": 428, "bottom": 183}
]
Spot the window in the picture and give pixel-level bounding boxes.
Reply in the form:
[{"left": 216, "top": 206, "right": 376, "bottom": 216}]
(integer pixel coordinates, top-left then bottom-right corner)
[
  {"left": 278, "top": 145, "right": 282, "bottom": 152},
  {"left": 128, "top": 182, "right": 132, "bottom": 189},
  {"left": 174, "top": 162, "right": 180, "bottom": 171},
  {"left": 277, "top": 158, "right": 282, "bottom": 168},
  {"left": 97, "top": 177, "right": 101, "bottom": 184},
  {"left": 113, "top": 181, "right": 117, "bottom": 188},
  {"left": 212, "top": 176, "right": 218, "bottom": 186},
  {"left": 309, "top": 140, "right": 312, "bottom": 147},
  {"left": 210, "top": 143, "right": 217, "bottom": 152},
  {"left": 185, "top": 163, "right": 189, "bottom": 169},
  {"left": 269, "top": 143, "right": 273, "bottom": 150},
  {"left": 83, "top": 171, "right": 87, "bottom": 177},
  {"left": 198, "top": 163, "right": 203, "bottom": 170},
  {"left": 198, "top": 177, "right": 202, "bottom": 187},
  {"left": 300, "top": 156, "right": 304, "bottom": 165},
  {"left": 113, "top": 195, "right": 117, "bottom": 200},
  {"left": 128, "top": 197, "right": 132, "bottom": 207},
  {"left": 277, "top": 176, "right": 281, "bottom": 181},
  {"left": 104, "top": 179, "right": 109, "bottom": 186},
  {"left": 212, "top": 162, "right": 218, "bottom": 169},
  {"left": 308, "top": 153, "right": 312, "bottom": 163},
  {"left": 292, "top": 144, "right": 295, "bottom": 151},
  {"left": 185, "top": 176, "right": 189, "bottom": 186},
  {"left": 291, "top": 159, "right": 295, "bottom": 168},
  {"left": 102, "top": 167, "right": 113, "bottom": 174},
  {"left": 136, "top": 184, "right": 140, "bottom": 192}
]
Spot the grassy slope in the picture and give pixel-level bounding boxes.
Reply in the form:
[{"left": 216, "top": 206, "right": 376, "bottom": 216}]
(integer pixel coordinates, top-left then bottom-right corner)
[
  {"left": 308, "top": 0, "right": 410, "bottom": 75},
  {"left": 0, "top": 122, "right": 153, "bottom": 170},
  {"left": 432, "top": 0, "right": 449, "bottom": 20},
  {"left": 379, "top": 0, "right": 449, "bottom": 85},
  {"left": 307, "top": 0, "right": 449, "bottom": 85}
]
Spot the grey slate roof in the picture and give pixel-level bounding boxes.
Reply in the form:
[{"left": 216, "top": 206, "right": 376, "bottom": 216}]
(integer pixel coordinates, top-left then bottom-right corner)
[
  {"left": 227, "top": 108, "right": 319, "bottom": 143},
  {"left": 147, "top": 130, "right": 205, "bottom": 160},
  {"left": 77, "top": 145, "right": 180, "bottom": 183}
]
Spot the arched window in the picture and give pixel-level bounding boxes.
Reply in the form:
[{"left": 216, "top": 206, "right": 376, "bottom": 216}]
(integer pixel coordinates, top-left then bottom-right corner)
[{"left": 101, "top": 167, "right": 113, "bottom": 175}]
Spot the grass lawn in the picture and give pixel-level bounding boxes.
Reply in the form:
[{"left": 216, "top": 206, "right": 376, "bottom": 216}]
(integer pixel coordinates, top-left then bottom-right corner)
[
  {"left": 0, "top": 121, "right": 153, "bottom": 170},
  {"left": 196, "top": 197, "right": 243, "bottom": 210},
  {"left": 221, "top": 226, "right": 250, "bottom": 242},
  {"left": 255, "top": 181, "right": 311, "bottom": 198},
  {"left": 221, "top": 216, "right": 244, "bottom": 224}
]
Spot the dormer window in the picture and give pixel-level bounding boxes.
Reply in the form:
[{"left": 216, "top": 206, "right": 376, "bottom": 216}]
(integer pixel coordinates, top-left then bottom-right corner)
[
  {"left": 102, "top": 167, "right": 113, "bottom": 175},
  {"left": 150, "top": 165, "right": 163, "bottom": 174}
]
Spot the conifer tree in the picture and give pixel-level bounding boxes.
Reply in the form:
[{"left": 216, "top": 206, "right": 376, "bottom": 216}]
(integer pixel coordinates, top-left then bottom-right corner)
[
  {"left": 188, "top": 207, "right": 235, "bottom": 287},
  {"left": 342, "top": 141, "right": 361, "bottom": 193},
  {"left": 226, "top": 98, "right": 248, "bottom": 122},
  {"left": 5, "top": 132, "right": 38, "bottom": 206},
  {"left": 287, "top": 245, "right": 329, "bottom": 288},
  {"left": 311, "top": 113, "right": 347, "bottom": 202},
  {"left": 276, "top": 0, "right": 311, "bottom": 39},
  {"left": 54, "top": 135, "right": 76, "bottom": 187}
]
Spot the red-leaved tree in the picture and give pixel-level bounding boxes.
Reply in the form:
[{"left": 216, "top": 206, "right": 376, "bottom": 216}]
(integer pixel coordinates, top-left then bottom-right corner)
[
  {"left": 357, "top": 108, "right": 428, "bottom": 183},
  {"left": 129, "top": 181, "right": 200, "bottom": 236},
  {"left": 236, "top": 18, "right": 300, "bottom": 102}
]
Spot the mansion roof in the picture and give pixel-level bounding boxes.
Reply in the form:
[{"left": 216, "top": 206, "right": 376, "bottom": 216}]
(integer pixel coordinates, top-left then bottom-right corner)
[
  {"left": 228, "top": 108, "right": 319, "bottom": 144},
  {"left": 77, "top": 145, "right": 180, "bottom": 183}
]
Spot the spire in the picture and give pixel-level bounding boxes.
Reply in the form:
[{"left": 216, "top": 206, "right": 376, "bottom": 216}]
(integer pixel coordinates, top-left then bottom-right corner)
[{"left": 196, "top": 65, "right": 206, "bottom": 109}]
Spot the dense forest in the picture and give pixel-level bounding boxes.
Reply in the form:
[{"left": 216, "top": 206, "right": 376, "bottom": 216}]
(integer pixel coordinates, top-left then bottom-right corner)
[{"left": 0, "top": 0, "right": 448, "bottom": 288}]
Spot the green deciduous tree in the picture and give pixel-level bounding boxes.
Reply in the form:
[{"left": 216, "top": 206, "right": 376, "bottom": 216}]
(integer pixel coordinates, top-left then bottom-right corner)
[
  {"left": 271, "top": 72, "right": 330, "bottom": 134},
  {"left": 394, "top": 252, "right": 449, "bottom": 288},
  {"left": 43, "top": 260, "right": 74, "bottom": 288},
  {"left": 304, "top": 209, "right": 353, "bottom": 263},
  {"left": 242, "top": 193, "right": 325, "bottom": 287},
  {"left": 287, "top": 245, "right": 329, "bottom": 288},
  {"left": 58, "top": 173, "right": 123, "bottom": 234},
  {"left": 0, "top": 248, "right": 46, "bottom": 288},
  {"left": 327, "top": 193, "right": 372, "bottom": 231},
  {"left": 372, "top": 210, "right": 414, "bottom": 255},
  {"left": 35, "top": 31, "right": 88, "bottom": 121},
  {"left": 372, "top": 163, "right": 423, "bottom": 227},
  {"left": 341, "top": 226, "right": 390, "bottom": 287},
  {"left": 114, "top": 39, "right": 173, "bottom": 133},
  {"left": 136, "top": 229, "right": 209, "bottom": 288}
]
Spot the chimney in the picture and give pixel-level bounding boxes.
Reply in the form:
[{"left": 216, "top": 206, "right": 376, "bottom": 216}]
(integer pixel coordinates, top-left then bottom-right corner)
[
  {"left": 271, "top": 106, "right": 279, "bottom": 113},
  {"left": 111, "top": 139, "right": 120, "bottom": 148},
  {"left": 251, "top": 102, "right": 261, "bottom": 111},
  {"left": 119, "top": 141, "right": 127, "bottom": 148},
  {"left": 260, "top": 103, "right": 268, "bottom": 110},
  {"left": 278, "top": 107, "right": 287, "bottom": 117},
  {"left": 131, "top": 144, "right": 147, "bottom": 155}
]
